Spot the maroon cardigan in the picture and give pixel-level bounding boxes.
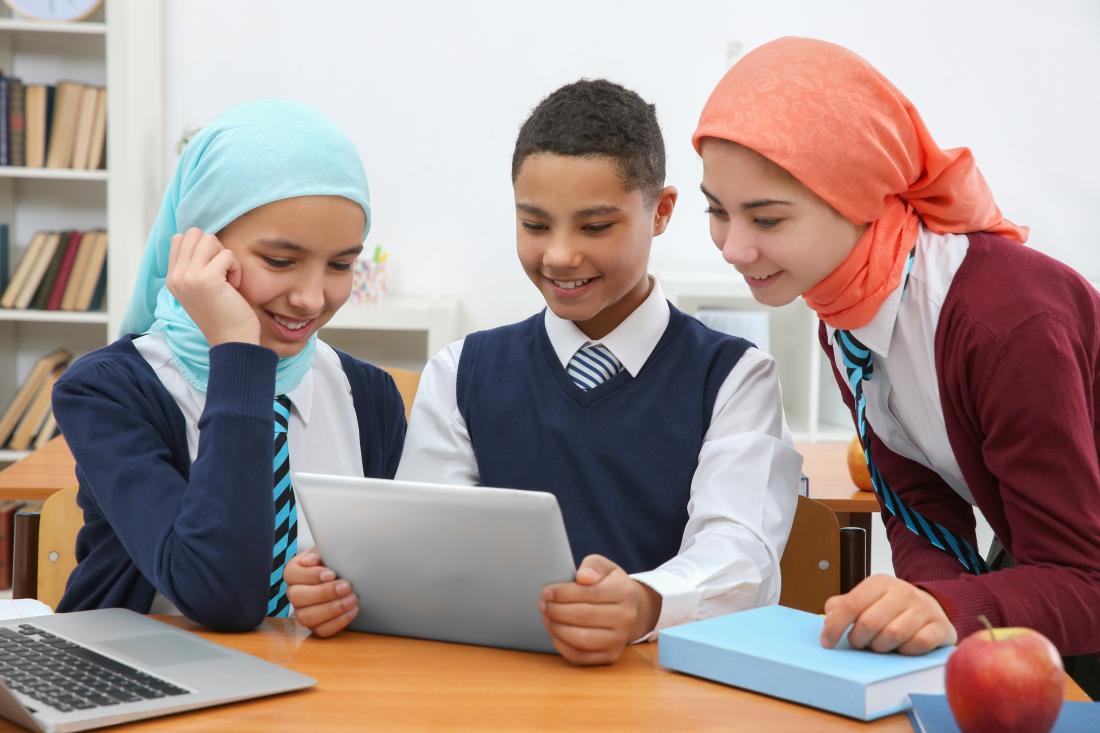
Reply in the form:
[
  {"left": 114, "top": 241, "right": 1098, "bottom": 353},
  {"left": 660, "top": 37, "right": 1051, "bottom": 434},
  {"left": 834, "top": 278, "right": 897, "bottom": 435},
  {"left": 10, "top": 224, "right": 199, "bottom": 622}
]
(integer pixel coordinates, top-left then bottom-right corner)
[{"left": 821, "top": 232, "right": 1100, "bottom": 656}]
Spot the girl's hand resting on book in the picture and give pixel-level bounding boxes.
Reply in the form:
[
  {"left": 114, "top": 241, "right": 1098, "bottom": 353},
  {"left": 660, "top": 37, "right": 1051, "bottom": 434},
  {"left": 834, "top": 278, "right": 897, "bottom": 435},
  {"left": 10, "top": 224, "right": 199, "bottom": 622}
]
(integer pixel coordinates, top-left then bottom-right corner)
[
  {"left": 166, "top": 227, "right": 260, "bottom": 347},
  {"left": 284, "top": 549, "right": 359, "bottom": 637},
  {"left": 820, "top": 574, "right": 957, "bottom": 655}
]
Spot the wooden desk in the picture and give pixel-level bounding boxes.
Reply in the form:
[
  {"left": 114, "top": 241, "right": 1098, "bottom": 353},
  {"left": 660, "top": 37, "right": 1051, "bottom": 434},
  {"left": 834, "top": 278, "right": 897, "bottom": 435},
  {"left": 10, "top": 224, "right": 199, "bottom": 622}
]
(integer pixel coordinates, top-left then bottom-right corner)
[
  {"left": 0, "top": 617, "right": 1083, "bottom": 732},
  {"left": 0, "top": 435, "right": 76, "bottom": 501}
]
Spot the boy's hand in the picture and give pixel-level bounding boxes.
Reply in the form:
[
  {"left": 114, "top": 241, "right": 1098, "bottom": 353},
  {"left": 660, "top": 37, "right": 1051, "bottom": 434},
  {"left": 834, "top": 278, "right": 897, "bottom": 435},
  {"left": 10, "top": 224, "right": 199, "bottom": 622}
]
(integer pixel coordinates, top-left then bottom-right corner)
[
  {"left": 539, "top": 554, "right": 662, "bottom": 666},
  {"left": 820, "top": 574, "right": 957, "bottom": 655},
  {"left": 284, "top": 549, "right": 359, "bottom": 638},
  {"left": 166, "top": 227, "right": 260, "bottom": 347}
]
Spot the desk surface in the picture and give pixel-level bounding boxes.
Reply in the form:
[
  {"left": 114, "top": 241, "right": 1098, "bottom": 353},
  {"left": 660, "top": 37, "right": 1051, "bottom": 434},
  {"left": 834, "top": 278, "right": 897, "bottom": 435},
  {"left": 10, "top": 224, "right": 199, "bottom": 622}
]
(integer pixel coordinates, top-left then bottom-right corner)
[
  {"left": 0, "top": 617, "right": 1082, "bottom": 733},
  {"left": 2, "top": 436, "right": 880, "bottom": 513},
  {"left": 0, "top": 435, "right": 76, "bottom": 500},
  {"left": 798, "top": 441, "right": 880, "bottom": 514}
]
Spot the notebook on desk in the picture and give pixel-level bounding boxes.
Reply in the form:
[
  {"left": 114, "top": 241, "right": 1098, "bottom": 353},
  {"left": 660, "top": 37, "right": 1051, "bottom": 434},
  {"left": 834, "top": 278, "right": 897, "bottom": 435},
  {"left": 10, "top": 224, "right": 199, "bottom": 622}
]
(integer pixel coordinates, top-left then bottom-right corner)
[
  {"left": 907, "top": 694, "right": 1100, "bottom": 733},
  {"left": 293, "top": 473, "right": 577, "bottom": 654},
  {"left": 0, "top": 608, "right": 314, "bottom": 733},
  {"left": 659, "top": 605, "right": 952, "bottom": 721}
]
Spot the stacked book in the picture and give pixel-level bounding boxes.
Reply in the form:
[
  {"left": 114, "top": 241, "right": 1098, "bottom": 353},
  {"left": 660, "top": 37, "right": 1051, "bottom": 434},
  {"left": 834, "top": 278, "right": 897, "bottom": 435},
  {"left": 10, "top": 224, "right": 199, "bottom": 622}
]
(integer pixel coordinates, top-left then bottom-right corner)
[
  {"left": 0, "top": 348, "right": 70, "bottom": 453},
  {"left": 0, "top": 73, "right": 107, "bottom": 170},
  {"left": 0, "top": 226, "right": 108, "bottom": 312}
]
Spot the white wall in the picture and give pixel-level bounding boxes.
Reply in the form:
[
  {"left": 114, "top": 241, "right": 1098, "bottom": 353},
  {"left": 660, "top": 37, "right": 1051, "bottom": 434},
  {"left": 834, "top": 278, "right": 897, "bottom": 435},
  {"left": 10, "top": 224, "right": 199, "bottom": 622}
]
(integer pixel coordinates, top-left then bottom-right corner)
[{"left": 164, "top": 0, "right": 1100, "bottom": 337}]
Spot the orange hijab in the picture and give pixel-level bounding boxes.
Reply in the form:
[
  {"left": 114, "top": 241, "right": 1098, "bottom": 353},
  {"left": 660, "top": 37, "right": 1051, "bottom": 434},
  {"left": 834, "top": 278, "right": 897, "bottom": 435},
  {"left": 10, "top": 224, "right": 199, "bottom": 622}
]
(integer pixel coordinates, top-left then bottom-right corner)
[{"left": 693, "top": 37, "right": 1028, "bottom": 329}]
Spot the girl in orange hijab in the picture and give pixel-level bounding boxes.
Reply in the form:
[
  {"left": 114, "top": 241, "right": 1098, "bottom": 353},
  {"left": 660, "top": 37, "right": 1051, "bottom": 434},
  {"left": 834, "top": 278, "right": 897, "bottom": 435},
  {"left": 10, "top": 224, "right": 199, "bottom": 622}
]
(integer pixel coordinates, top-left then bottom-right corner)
[{"left": 695, "top": 36, "right": 1099, "bottom": 696}]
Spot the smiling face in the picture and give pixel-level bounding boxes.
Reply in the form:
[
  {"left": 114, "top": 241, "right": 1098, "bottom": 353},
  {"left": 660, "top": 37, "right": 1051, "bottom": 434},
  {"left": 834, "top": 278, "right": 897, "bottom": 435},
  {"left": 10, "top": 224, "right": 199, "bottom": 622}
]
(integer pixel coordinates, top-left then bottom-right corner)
[
  {"left": 514, "top": 153, "right": 676, "bottom": 339},
  {"left": 217, "top": 195, "right": 366, "bottom": 357},
  {"left": 699, "top": 139, "right": 866, "bottom": 307}
]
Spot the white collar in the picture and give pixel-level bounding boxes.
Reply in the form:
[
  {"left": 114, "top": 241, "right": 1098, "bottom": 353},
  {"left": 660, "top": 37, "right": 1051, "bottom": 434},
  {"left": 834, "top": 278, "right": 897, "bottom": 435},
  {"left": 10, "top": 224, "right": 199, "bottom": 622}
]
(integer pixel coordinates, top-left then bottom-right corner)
[
  {"left": 542, "top": 276, "right": 670, "bottom": 377},
  {"left": 283, "top": 360, "right": 313, "bottom": 426}
]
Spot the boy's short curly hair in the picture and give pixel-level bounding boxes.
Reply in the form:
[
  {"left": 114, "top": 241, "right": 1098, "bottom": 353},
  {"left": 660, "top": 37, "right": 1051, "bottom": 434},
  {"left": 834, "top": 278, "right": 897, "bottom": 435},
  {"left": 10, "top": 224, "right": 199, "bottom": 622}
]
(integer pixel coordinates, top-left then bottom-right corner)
[{"left": 512, "top": 79, "right": 666, "bottom": 206}]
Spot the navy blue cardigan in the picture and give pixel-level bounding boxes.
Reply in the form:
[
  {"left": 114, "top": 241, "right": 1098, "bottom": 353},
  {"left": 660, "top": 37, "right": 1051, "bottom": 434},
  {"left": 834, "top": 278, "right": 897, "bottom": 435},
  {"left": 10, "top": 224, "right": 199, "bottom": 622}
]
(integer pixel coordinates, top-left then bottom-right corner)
[{"left": 51, "top": 336, "right": 405, "bottom": 631}]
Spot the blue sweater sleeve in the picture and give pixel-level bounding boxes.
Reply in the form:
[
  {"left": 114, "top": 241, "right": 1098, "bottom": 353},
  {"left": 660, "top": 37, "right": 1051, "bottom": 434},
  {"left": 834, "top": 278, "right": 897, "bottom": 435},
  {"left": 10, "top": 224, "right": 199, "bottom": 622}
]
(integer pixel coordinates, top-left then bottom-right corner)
[{"left": 53, "top": 342, "right": 279, "bottom": 631}]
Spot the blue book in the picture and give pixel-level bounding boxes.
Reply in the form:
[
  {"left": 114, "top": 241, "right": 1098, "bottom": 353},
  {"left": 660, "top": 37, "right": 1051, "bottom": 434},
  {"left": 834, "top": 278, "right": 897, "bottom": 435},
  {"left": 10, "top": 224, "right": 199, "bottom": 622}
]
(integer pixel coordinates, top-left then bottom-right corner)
[
  {"left": 659, "top": 605, "right": 952, "bottom": 721},
  {"left": 909, "top": 694, "right": 1100, "bottom": 733}
]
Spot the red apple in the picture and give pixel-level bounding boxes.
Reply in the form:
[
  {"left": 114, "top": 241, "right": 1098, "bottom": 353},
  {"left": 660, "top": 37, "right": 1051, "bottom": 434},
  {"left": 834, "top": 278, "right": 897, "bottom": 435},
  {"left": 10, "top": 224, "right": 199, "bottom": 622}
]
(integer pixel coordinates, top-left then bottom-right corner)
[{"left": 945, "top": 623, "right": 1064, "bottom": 733}]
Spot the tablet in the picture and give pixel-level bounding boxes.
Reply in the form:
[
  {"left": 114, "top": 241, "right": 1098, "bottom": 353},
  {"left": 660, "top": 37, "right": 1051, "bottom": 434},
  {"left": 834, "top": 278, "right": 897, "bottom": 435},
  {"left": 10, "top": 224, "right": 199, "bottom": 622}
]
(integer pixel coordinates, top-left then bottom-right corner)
[{"left": 293, "top": 473, "right": 576, "bottom": 653}]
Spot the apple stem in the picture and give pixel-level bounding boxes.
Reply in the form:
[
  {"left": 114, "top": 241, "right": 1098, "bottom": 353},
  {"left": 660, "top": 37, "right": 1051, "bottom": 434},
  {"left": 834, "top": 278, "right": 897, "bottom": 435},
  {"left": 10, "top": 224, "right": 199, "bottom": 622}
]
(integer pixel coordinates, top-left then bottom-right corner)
[{"left": 978, "top": 614, "right": 995, "bottom": 639}]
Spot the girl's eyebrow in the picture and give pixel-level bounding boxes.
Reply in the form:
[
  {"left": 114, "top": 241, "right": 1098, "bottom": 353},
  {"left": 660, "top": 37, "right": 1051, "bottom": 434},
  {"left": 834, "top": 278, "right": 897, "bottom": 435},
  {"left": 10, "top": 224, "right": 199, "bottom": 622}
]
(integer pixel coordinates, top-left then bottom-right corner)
[
  {"left": 699, "top": 185, "right": 793, "bottom": 210},
  {"left": 258, "top": 238, "right": 363, "bottom": 257}
]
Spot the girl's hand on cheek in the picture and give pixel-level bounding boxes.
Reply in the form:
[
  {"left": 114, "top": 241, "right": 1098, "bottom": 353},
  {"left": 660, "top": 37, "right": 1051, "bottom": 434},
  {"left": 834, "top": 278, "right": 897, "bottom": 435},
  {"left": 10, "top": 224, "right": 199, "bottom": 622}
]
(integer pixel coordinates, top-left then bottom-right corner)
[{"left": 166, "top": 228, "right": 261, "bottom": 346}]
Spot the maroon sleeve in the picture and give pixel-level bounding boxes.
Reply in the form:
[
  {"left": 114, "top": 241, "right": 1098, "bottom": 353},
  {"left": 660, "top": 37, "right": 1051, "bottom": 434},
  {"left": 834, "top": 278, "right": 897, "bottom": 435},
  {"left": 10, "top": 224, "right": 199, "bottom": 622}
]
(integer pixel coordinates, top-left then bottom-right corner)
[{"left": 919, "top": 312, "right": 1100, "bottom": 655}]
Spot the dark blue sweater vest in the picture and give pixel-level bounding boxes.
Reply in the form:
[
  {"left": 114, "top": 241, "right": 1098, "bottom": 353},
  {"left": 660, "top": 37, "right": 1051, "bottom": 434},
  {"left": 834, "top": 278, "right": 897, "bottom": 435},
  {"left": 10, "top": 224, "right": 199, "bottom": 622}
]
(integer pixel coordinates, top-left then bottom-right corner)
[{"left": 456, "top": 305, "right": 751, "bottom": 573}]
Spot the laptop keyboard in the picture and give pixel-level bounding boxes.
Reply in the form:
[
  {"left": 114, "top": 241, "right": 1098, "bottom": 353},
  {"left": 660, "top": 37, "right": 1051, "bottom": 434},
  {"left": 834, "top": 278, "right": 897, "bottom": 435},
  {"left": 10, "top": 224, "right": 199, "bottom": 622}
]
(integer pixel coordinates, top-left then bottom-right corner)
[{"left": 0, "top": 624, "right": 190, "bottom": 713}]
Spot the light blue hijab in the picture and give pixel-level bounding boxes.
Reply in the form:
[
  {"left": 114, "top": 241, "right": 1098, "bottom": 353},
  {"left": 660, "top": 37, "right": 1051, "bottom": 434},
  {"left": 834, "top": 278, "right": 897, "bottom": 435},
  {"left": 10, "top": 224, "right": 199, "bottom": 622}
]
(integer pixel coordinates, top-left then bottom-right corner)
[{"left": 120, "top": 100, "right": 371, "bottom": 394}]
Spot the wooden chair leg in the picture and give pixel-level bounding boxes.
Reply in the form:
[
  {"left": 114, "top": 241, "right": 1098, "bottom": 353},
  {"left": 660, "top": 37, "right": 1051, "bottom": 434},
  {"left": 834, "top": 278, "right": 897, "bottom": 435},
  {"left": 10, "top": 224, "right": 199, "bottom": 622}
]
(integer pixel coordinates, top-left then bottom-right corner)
[
  {"left": 12, "top": 511, "right": 41, "bottom": 600},
  {"left": 839, "top": 526, "right": 868, "bottom": 594}
]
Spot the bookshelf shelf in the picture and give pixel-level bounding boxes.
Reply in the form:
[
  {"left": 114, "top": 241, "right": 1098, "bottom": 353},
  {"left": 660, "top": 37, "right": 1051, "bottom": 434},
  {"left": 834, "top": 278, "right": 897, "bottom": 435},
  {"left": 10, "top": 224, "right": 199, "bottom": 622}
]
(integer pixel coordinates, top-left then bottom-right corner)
[
  {"left": 0, "top": 308, "right": 107, "bottom": 324},
  {"left": 0, "top": 19, "right": 107, "bottom": 35},
  {"left": 0, "top": 1, "right": 165, "bottom": 465},
  {"left": 0, "top": 167, "right": 107, "bottom": 181},
  {"left": 658, "top": 269, "right": 850, "bottom": 443}
]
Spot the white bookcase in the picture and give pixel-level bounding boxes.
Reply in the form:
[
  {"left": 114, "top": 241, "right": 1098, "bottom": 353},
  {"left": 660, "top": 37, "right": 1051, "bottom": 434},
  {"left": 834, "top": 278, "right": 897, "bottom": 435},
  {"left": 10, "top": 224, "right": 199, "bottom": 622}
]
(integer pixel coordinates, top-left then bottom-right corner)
[
  {"left": 0, "top": 0, "right": 164, "bottom": 464},
  {"left": 659, "top": 269, "right": 853, "bottom": 444}
]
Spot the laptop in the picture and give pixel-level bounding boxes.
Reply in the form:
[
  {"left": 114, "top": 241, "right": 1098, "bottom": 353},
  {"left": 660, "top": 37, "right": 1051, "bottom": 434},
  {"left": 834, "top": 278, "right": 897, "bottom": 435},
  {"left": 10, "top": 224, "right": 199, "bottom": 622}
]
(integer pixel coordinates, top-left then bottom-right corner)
[
  {"left": 293, "top": 473, "right": 577, "bottom": 654},
  {"left": 0, "top": 608, "right": 315, "bottom": 733}
]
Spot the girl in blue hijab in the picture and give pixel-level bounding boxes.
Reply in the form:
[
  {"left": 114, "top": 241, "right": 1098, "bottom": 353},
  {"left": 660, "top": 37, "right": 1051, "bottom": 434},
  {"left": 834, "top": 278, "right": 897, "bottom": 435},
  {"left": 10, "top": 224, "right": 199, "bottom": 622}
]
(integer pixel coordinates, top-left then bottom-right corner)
[{"left": 52, "top": 101, "right": 406, "bottom": 631}]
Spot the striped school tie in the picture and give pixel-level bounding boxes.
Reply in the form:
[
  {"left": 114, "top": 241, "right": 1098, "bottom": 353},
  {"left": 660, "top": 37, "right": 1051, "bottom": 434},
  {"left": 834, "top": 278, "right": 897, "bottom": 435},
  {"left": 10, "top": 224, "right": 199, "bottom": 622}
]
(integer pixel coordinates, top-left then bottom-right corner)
[
  {"left": 268, "top": 395, "right": 298, "bottom": 617},
  {"left": 836, "top": 252, "right": 989, "bottom": 575},
  {"left": 567, "top": 344, "right": 623, "bottom": 390}
]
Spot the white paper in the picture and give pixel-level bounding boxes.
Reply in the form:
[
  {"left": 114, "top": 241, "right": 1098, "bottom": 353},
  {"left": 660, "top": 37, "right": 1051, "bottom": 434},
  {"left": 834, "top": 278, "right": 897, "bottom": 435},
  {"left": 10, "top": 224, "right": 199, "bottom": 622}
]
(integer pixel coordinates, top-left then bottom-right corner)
[{"left": 0, "top": 599, "right": 54, "bottom": 620}]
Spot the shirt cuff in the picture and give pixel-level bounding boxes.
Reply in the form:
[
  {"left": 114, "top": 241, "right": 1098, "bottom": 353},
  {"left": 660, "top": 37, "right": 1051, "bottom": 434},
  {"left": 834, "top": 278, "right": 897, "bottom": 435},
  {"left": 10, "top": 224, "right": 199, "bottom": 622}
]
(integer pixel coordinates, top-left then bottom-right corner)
[
  {"left": 915, "top": 578, "right": 1004, "bottom": 641},
  {"left": 629, "top": 569, "right": 702, "bottom": 643}
]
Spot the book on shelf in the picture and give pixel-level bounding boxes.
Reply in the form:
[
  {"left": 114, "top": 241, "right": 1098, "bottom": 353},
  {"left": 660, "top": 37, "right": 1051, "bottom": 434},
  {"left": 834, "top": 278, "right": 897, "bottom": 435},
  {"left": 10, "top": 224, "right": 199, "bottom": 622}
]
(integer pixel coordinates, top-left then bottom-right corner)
[
  {"left": 8, "top": 77, "right": 24, "bottom": 168},
  {"left": 0, "top": 348, "right": 70, "bottom": 449},
  {"left": 0, "top": 229, "right": 106, "bottom": 312},
  {"left": 65, "top": 229, "right": 106, "bottom": 311},
  {"left": 44, "top": 231, "right": 82, "bottom": 310},
  {"left": 0, "top": 223, "right": 8, "bottom": 294},
  {"left": 24, "top": 84, "right": 53, "bottom": 169},
  {"left": 86, "top": 87, "right": 106, "bottom": 170},
  {"left": 0, "top": 75, "right": 10, "bottom": 167},
  {"left": 30, "top": 230, "right": 73, "bottom": 310},
  {"left": 33, "top": 410, "right": 58, "bottom": 450},
  {"left": 8, "top": 363, "right": 65, "bottom": 452},
  {"left": 70, "top": 85, "right": 98, "bottom": 170},
  {"left": 44, "top": 81, "right": 83, "bottom": 170}
]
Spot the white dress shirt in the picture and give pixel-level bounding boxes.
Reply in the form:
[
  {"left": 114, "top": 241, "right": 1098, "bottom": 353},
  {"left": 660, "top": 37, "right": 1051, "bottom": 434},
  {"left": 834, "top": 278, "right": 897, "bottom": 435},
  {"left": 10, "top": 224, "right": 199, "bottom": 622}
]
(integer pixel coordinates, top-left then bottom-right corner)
[
  {"left": 825, "top": 226, "right": 975, "bottom": 504},
  {"left": 396, "top": 278, "right": 802, "bottom": 635},
  {"left": 134, "top": 331, "right": 364, "bottom": 614}
]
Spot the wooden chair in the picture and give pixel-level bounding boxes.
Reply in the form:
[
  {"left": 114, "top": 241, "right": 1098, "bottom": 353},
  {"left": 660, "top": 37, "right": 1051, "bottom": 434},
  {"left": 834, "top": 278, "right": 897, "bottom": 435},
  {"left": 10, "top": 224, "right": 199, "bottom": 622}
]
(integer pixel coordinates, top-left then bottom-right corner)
[
  {"left": 12, "top": 484, "right": 80, "bottom": 607},
  {"left": 382, "top": 366, "right": 420, "bottom": 420},
  {"left": 779, "top": 496, "right": 868, "bottom": 614}
]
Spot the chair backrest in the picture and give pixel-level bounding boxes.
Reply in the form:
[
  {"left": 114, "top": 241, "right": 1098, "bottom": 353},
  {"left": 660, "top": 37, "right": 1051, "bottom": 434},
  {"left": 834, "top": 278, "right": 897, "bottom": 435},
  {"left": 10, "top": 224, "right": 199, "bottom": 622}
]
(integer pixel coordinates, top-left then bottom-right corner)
[
  {"left": 36, "top": 484, "right": 81, "bottom": 609},
  {"left": 779, "top": 495, "right": 841, "bottom": 614},
  {"left": 382, "top": 366, "right": 421, "bottom": 420}
]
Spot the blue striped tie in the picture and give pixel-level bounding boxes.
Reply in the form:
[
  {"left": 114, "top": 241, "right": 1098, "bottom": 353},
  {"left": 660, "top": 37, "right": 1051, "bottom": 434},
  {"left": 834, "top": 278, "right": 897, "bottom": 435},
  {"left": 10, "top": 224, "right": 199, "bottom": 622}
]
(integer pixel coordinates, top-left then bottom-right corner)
[
  {"left": 567, "top": 344, "right": 623, "bottom": 390},
  {"left": 836, "top": 252, "right": 989, "bottom": 575},
  {"left": 268, "top": 395, "right": 298, "bottom": 617}
]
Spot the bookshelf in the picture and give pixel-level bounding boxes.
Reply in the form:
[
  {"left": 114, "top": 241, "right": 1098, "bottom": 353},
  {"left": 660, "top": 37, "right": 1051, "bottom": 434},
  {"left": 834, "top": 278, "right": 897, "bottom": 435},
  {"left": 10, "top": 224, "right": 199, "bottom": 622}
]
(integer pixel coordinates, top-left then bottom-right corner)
[
  {"left": 659, "top": 270, "right": 853, "bottom": 444},
  {"left": 0, "top": 0, "right": 164, "bottom": 464}
]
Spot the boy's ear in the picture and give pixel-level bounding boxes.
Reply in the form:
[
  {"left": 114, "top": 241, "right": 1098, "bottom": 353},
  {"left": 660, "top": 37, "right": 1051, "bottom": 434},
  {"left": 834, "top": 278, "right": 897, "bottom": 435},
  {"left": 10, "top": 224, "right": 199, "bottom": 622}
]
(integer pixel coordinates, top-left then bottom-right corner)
[{"left": 652, "top": 186, "right": 678, "bottom": 236}]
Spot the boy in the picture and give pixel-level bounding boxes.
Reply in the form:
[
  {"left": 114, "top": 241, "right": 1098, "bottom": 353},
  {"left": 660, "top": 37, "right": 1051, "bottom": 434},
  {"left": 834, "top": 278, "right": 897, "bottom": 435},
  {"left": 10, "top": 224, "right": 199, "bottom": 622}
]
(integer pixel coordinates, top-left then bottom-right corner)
[{"left": 287, "top": 80, "right": 801, "bottom": 664}]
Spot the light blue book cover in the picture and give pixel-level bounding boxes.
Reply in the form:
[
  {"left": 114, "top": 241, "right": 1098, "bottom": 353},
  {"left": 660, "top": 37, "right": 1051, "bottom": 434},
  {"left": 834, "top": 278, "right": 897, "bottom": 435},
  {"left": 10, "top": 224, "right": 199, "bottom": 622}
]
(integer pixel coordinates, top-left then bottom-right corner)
[{"left": 659, "top": 605, "right": 953, "bottom": 721}]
